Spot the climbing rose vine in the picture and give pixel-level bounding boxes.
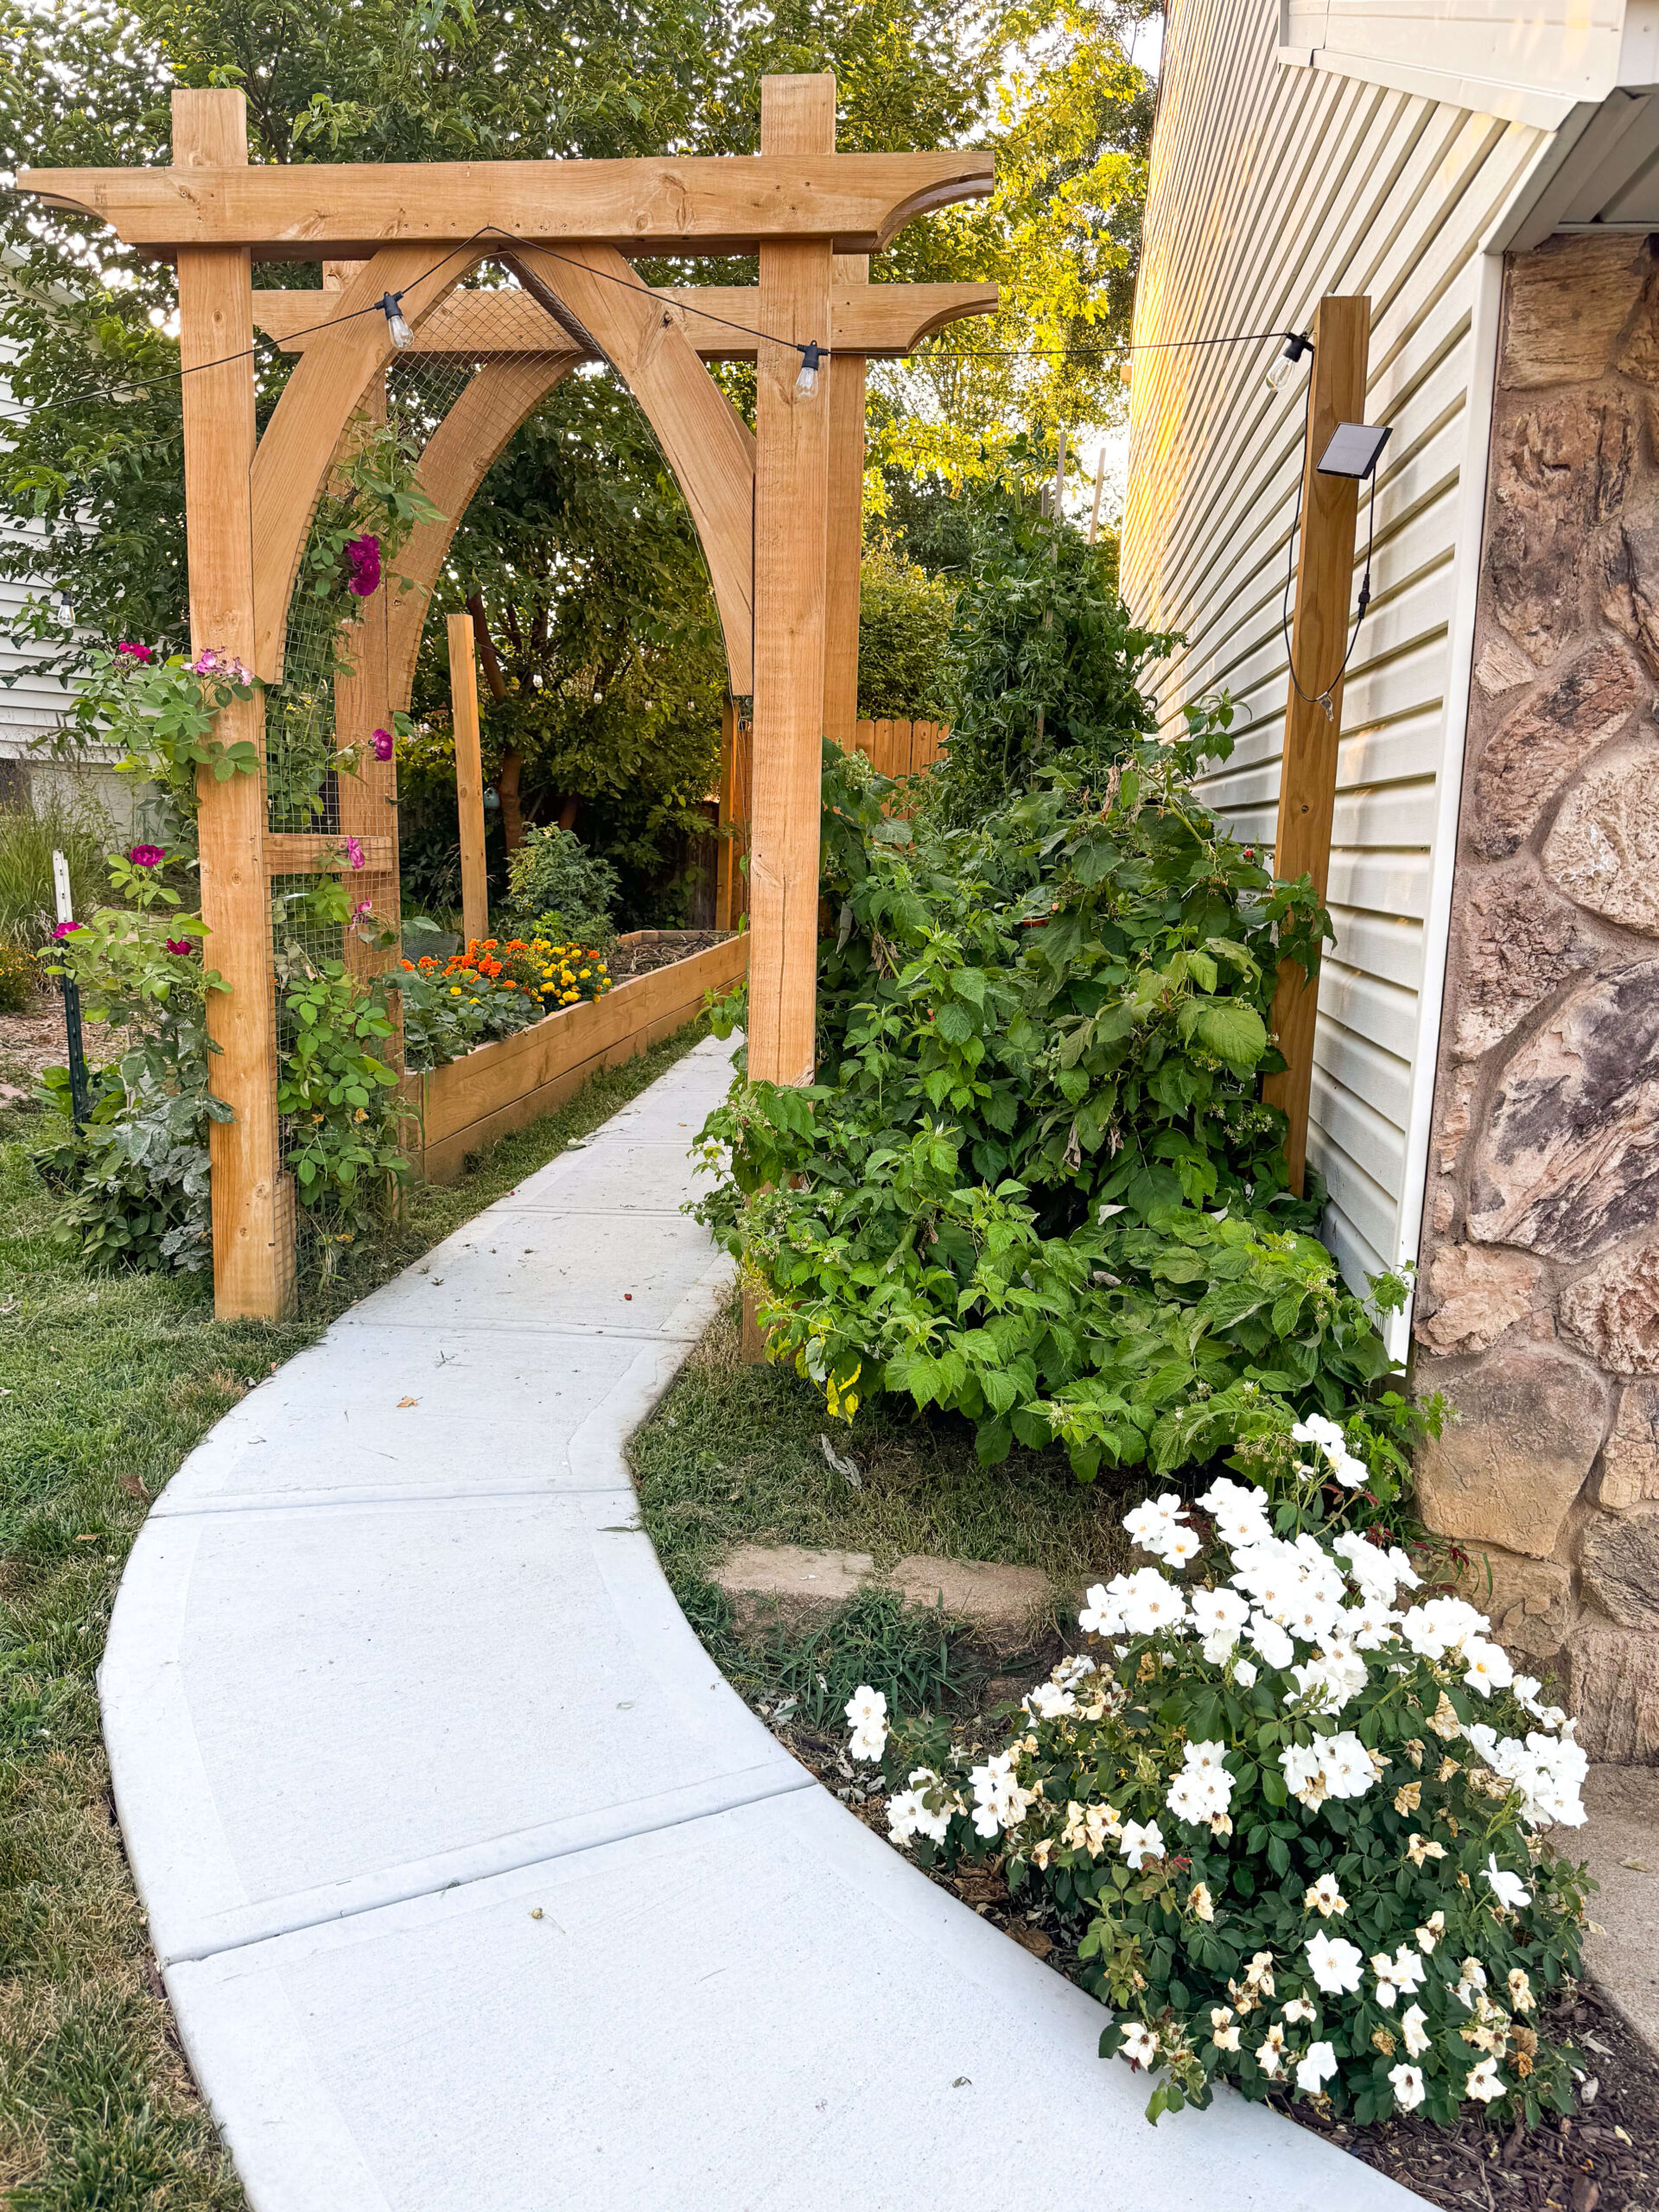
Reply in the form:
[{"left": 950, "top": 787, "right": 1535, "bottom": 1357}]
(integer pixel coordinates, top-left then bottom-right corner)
[{"left": 847, "top": 1452, "right": 1591, "bottom": 2129}]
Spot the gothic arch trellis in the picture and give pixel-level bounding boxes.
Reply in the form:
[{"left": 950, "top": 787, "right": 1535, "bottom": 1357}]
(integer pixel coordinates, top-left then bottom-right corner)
[{"left": 21, "top": 74, "right": 996, "bottom": 1317}]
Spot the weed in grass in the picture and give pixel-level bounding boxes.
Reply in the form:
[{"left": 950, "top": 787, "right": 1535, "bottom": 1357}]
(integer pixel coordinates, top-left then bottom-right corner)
[{"left": 0, "top": 1023, "right": 709, "bottom": 2203}]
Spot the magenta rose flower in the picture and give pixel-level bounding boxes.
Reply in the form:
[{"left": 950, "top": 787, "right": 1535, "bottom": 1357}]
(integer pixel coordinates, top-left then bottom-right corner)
[
  {"left": 53, "top": 920, "right": 84, "bottom": 939},
  {"left": 166, "top": 938, "right": 194, "bottom": 955},
  {"left": 115, "top": 640, "right": 154, "bottom": 663},
  {"left": 344, "top": 836, "right": 365, "bottom": 871},
  {"left": 128, "top": 844, "right": 165, "bottom": 868},
  {"left": 345, "top": 535, "right": 382, "bottom": 597},
  {"left": 372, "top": 727, "right": 394, "bottom": 761}
]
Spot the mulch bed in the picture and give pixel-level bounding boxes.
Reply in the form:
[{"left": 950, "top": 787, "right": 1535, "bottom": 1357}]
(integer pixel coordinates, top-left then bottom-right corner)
[
  {"left": 0, "top": 995, "right": 124, "bottom": 1109},
  {"left": 768, "top": 1716, "right": 1656, "bottom": 2211},
  {"left": 607, "top": 930, "right": 730, "bottom": 981}
]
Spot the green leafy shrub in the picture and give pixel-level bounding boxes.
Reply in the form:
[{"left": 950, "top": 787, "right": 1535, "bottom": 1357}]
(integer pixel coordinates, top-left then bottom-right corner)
[
  {"left": 696, "top": 726, "right": 1426, "bottom": 1503},
  {"left": 501, "top": 824, "right": 620, "bottom": 951},
  {"left": 856, "top": 542, "right": 957, "bottom": 718},
  {"left": 31, "top": 852, "right": 229, "bottom": 1272},
  {"left": 849, "top": 1462, "right": 1592, "bottom": 2130},
  {"left": 275, "top": 953, "right": 405, "bottom": 1238},
  {"left": 0, "top": 938, "right": 38, "bottom": 1013}
]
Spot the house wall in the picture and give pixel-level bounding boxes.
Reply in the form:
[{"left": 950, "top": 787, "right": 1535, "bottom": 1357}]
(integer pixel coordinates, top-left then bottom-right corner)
[
  {"left": 1122, "top": 0, "right": 1549, "bottom": 1309},
  {"left": 1413, "top": 232, "right": 1659, "bottom": 1762}
]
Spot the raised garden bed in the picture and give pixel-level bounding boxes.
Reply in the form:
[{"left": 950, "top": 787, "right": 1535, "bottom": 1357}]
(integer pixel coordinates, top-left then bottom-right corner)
[{"left": 404, "top": 927, "right": 745, "bottom": 1184}]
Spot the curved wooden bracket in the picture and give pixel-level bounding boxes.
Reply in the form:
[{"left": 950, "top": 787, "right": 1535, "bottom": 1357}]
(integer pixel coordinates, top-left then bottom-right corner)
[{"left": 505, "top": 245, "right": 757, "bottom": 695}]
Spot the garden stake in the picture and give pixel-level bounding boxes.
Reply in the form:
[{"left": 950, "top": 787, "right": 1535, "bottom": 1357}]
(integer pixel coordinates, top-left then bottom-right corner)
[{"left": 51, "top": 848, "right": 90, "bottom": 1128}]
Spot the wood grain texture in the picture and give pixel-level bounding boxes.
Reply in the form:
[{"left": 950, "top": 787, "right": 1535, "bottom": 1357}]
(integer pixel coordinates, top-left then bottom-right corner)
[
  {"left": 505, "top": 245, "right": 758, "bottom": 696},
  {"left": 715, "top": 701, "right": 754, "bottom": 931},
  {"left": 448, "top": 613, "right": 489, "bottom": 947},
  {"left": 385, "top": 357, "right": 578, "bottom": 715},
  {"left": 249, "top": 245, "right": 481, "bottom": 679},
  {"left": 748, "top": 75, "right": 836, "bottom": 1088},
  {"left": 412, "top": 934, "right": 747, "bottom": 1179},
  {"left": 264, "top": 832, "right": 395, "bottom": 872},
  {"left": 253, "top": 280, "right": 998, "bottom": 359},
  {"left": 21, "top": 151, "right": 995, "bottom": 258},
  {"left": 174, "top": 89, "right": 292, "bottom": 1319},
  {"left": 1262, "top": 294, "right": 1370, "bottom": 1198},
  {"left": 823, "top": 252, "right": 868, "bottom": 755}
]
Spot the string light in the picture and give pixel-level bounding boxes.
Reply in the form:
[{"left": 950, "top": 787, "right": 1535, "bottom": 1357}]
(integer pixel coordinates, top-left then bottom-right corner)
[
  {"left": 1264, "top": 332, "right": 1312, "bottom": 393},
  {"left": 379, "top": 291, "right": 414, "bottom": 349},
  {"left": 794, "top": 341, "right": 823, "bottom": 398}
]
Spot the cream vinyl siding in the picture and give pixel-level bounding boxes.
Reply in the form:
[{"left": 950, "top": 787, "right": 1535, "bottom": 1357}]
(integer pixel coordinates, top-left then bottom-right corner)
[{"left": 1122, "top": 0, "right": 1546, "bottom": 1294}]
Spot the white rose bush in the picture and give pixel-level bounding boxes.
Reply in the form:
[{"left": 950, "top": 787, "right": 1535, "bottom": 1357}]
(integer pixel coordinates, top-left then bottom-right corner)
[{"left": 846, "top": 1434, "right": 1592, "bottom": 2129}]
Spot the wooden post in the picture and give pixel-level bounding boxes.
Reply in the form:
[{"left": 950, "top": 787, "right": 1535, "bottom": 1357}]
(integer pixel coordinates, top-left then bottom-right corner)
[
  {"left": 715, "top": 698, "right": 753, "bottom": 931},
  {"left": 448, "top": 613, "right": 488, "bottom": 946},
  {"left": 823, "top": 251, "right": 868, "bottom": 754},
  {"left": 175, "top": 89, "right": 292, "bottom": 1320},
  {"left": 1088, "top": 448, "right": 1106, "bottom": 546},
  {"left": 749, "top": 73, "right": 834, "bottom": 1090},
  {"left": 1262, "top": 295, "right": 1371, "bottom": 1198}
]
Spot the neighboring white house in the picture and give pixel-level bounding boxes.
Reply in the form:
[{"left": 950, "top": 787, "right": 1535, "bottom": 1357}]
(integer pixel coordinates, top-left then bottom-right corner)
[{"left": 1123, "top": 0, "right": 1659, "bottom": 1312}]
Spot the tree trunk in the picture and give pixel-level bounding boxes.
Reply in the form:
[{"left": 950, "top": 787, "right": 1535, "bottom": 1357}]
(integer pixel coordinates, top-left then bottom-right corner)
[
  {"left": 499, "top": 749, "right": 524, "bottom": 850},
  {"left": 466, "top": 591, "right": 507, "bottom": 702},
  {"left": 557, "top": 795, "right": 581, "bottom": 833}
]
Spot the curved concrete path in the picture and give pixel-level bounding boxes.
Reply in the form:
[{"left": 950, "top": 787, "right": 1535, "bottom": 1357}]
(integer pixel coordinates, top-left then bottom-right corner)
[{"left": 105, "top": 1035, "right": 1424, "bottom": 2210}]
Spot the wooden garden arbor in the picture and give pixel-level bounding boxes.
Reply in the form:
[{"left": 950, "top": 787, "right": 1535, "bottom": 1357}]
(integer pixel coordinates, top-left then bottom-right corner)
[{"left": 20, "top": 76, "right": 996, "bottom": 1319}]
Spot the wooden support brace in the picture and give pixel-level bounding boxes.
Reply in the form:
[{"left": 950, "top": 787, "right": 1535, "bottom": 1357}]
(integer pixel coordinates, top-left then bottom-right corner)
[
  {"left": 748, "top": 73, "right": 835, "bottom": 1091},
  {"left": 448, "top": 613, "right": 489, "bottom": 947},
  {"left": 823, "top": 252, "right": 868, "bottom": 755},
  {"left": 175, "top": 88, "right": 292, "bottom": 1321},
  {"left": 1262, "top": 295, "right": 1371, "bottom": 1198}
]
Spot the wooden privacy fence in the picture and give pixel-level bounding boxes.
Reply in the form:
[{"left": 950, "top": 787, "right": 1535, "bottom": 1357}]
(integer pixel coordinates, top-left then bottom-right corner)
[{"left": 714, "top": 707, "right": 949, "bottom": 930}]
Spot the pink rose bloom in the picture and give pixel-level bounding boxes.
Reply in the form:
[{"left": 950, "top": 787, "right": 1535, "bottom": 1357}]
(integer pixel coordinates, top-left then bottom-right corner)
[
  {"left": 344, "top": 836, "right": 365, "bottom": 871},
  {"left": 351, "top": 898, "right": 373, "bottom": 920},
  {"left": 53, "top": 920, "right": 84, "bottom": 939},
  {"left": 372, "top": 727, "right": 395, "bottom": 761},
  {"left": 345, "top": 535, "right": 381, "bottom": 597},
  {"left": 192, "top": 647, "right": 251, "bottom": 684},
  {"left": 115, "top": 641, "right": 154, "bottom": 663}
]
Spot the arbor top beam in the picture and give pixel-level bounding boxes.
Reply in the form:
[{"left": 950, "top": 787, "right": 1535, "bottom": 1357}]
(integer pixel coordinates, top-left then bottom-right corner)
[
  {"left": 249, "top": 279, "right": 999, "bottom": 359},
  {"left": 16, "top": 151, "right": 995, "bottom": 259}
]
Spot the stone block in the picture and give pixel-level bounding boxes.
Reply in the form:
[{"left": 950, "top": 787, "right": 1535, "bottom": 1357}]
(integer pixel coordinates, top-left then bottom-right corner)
[
  {"left": 1603, "top": 499, "right": 1659, "bottom": 673},
  {"left": 1467, "top": 962, "right": 1659, "bottom": 1259},
  {"left": 1545, "top": 738, "right": 1659, "bottom": 931},
  {"left": 1618, "top": 249, "right": 1659, "bottom": 384},
  {"left": 1469, "top": 639, "right": 1643, "bottom": 860},
  {"left": 1474, "top": 635, "right": 1537, "bottom": 695},
  {"left": 1567, "top": 1624, "right": 1659, "bottom": 1760},
  {"left": 1414, "top": 1344, "right": 1608, "bottom": 1557},
  {"left": 1487, "top": 397, "right": 1637, "bottom": 665},
  {"left": 1581, "top": 1508, "right": 1659, "bottom": 1629},
  {"left": 1601, "top": 1383, "right": 1659, "bottom": 1510},
  {"left": 1561, "top": 1233, "right": 1659, "bottom": 1374},
  {"left": 1453, "top": 1547, "right": 1575, "bottom": 1662},
  {"left": 1414, "top": 1242, "right": 1541, "bottom": 1356},
  {"left": 890, "top": 1555, "right": 1052, "bottom": 1643},
  {"left": 714, "top": 1543, "right": 874, "bottom": 1611},
  {"left": 1502, "top": 233, "right": 1649, "bottom": 390},
  {"left": 1449, "top": 867, "right": 1599, "bottom": 1060}
]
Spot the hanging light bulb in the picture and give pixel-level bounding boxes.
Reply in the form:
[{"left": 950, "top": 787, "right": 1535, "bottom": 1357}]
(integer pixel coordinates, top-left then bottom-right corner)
[
  {"left": 794, "top": 340, "right": 823, "bottom": 398},
  {"left": 379, "top": 291, "right": 414, "bottom": 350},
  {"left": 1265, "top": 331, "right": 1311, "bottom": 393}
]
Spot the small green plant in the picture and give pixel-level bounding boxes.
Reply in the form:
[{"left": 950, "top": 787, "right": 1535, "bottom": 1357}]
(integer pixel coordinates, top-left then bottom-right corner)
[
  {"left": 501, "top": 823, "right": 620, "bottom": 950},
  {"left": 852, "top": 1460, "right": 1592, "bottom": 2131},
  {"left": 31, "top": 845, "right": 229, "bottom": 1272},
  {"left": 275, "top": 952, "right": 406, "bottom": 1242},
  {"left": 0, "top": 938, "right": 38, "bottom": 1013}
]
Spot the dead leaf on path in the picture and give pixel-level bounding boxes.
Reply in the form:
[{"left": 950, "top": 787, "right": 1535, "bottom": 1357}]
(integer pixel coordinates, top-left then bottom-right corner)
[
  {"left": 954, "top": 1869, "right": 1007, "bottom": 1904},
  {"left": 397, "top": 1397, "right": 419, "bottom": 1408}
]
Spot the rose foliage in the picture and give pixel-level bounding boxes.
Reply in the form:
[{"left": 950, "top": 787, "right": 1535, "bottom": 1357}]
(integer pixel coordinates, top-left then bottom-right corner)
[{"left": 847, "top": 1450, "right": 1591, "bottom": 2129}]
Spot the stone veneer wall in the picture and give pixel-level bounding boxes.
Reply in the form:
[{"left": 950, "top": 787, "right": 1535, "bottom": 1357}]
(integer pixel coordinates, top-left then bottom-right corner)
[{"left": 1414, "top": 231, "right": 1659, "bottom": 1761}]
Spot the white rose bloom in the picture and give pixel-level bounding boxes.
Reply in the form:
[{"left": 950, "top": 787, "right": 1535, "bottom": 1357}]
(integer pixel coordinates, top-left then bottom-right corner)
[
  {"left": 1292, "top": 1414, "right": 1345, "bottom": 1455},
  {"left": 1120, "top": 1819, "right": 1166, "bottom": 1868},
  {"left": 1249, "top": 1612, "right": 1296, "bottom": 1671},
  {"left": 1466, "top": 2057, "right": 1507, "bottom": 2103},
  {"left": 1385, "top": 1545, "right": 1423, "bottom": 1592},
  {"left": 1122, "top": 1492, "right": 1186, "bottom": 1557},
  {"left": 1233, "top": 1658, "right": 1259, "bottom": 1688},
  {"left": 1192, "top": 1586, "right": 1250, "bottom": 1645},
  {"left": 1462, "top": 1637, "right": 1514, "bottom": 1697},
  {"left": 1481, "top": 1855, "right": 1531, "bottom": 1911},
  {"left": 1023, "top": 1680, "right": 1078, "bottom": 1721},
  {"left": 1388, "top": 2063, "right": 1426, "bottom": 2111},
  {"left": 1305, "top": 1932, "right": 1364, "bottom": 1994},
  {"left": 1118, "top": 1567, "right": 1189, "bottom": 1637},
  {"left": 1118, "top": 2020, "right": 1161, "bottom": 2069},
  {"left": 1338, "top": 1599, "right": 1400, "bottom": 1650},
  {"left": 886, "top": 1789, "right": 928, "bottom": 1842},
  {"left": 1332, "top": 1530, "right": 1398, "bottom": 1599},
  {"left": 1319, "top": 1731, "right": 1379, "bottom": 1801},
  {"left": 1281, "top": 1741, "right": 1326, "bottom": 1806},
  {"left": 1294, "top": 2038, "right": 1339, "bottom": 2094},
  {"left": 849, "top": 1722, "right": 887, "bottom": 1763},
  {"left": 1281, "top": 1996, "right": 1318, "bottom": 2024},
  {"left": 845, "top": 1684, "right": 887, "bottom": 1734},
  {"left": 1303, "top": 1873, "right": 1347, "bottom": 1917},
  {"left": 1401, "top": 2003, "right": 1431, "bottom": 2057},
  {"left": 1078, "top": 1580, "right": 1127, "bottom": 1637}
]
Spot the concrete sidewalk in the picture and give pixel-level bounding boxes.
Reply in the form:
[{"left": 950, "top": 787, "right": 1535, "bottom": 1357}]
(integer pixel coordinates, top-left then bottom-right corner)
[{"left": 102, "top": 1034, "right": 1425, "bottom": 2210}]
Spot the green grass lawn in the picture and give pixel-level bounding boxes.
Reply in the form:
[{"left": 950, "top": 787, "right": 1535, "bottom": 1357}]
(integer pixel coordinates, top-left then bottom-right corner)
[
  {"left": 630, "top": 1302, "right": 1139, "bottom": 1735},
  {"left": 0, "top": 1025, "right": 704, "bottom": 2209}
]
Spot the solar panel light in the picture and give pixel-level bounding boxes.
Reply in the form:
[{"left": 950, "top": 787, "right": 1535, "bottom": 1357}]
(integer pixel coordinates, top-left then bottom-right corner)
[{"left": 1318, "top": 423, "right": 1390, "bottom": 480}]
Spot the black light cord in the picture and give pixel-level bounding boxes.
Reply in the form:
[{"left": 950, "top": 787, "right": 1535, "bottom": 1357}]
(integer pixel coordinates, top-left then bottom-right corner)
[{"left": 1280, "top": 368, "right": 1378, "bottom": 719}]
